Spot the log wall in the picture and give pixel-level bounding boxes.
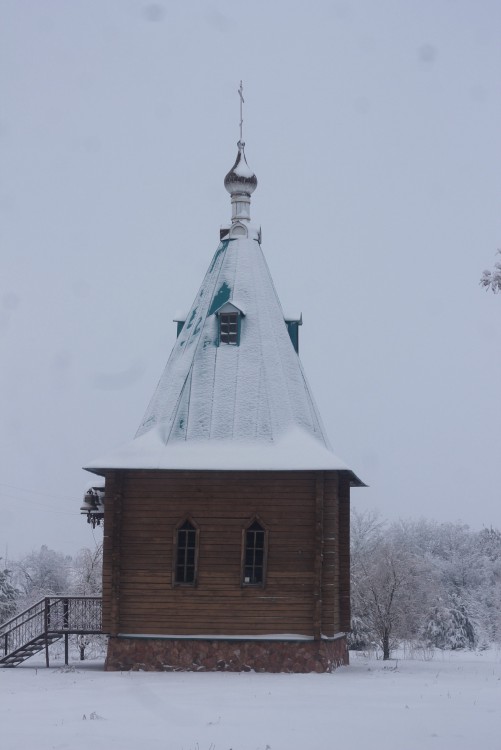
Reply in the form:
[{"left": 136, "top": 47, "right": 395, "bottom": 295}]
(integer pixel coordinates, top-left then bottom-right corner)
[{"left": 102, "top": 469, "right": 350, "bottom": 639}]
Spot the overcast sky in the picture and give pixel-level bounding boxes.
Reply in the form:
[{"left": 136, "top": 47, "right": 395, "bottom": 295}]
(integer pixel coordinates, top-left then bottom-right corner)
[{"left": 1, "top": 0, "right": 500, "bottom": 560}]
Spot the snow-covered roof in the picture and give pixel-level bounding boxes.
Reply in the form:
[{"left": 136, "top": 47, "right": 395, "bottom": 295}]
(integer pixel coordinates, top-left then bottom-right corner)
[
  {"left": 135, "top": 226, "right": 323, "bottom": 446},
  {"left": 284, "top": 311, "right": 302, "bottom": 324},
  {"left": 85, "top": 142, "right": 363, "bottom": 485},
  {"left": 85, "top": 426, "right": 356, "bottom": 474},
  {"left": 85, "top": 225, "right": 362, "bottom": 483}
]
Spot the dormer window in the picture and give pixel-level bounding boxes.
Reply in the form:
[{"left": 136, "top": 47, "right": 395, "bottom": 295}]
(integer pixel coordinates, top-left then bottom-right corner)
[
  {"left": 214, "top": 300, "right": 245, "bottom": 347},
  {"left": 220, "top": 312, "right": 238, "bottom": 344}
]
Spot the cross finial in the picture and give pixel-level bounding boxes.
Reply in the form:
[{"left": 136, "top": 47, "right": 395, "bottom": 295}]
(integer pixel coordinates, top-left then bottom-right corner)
[{"left": 238, "top": 80, "right": 244, "bottom": 145}]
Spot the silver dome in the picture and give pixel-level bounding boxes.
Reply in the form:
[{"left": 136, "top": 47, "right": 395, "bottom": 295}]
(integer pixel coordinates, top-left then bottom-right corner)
[{"left": 224, "top": 141, "right": 257, "bottom": 196}]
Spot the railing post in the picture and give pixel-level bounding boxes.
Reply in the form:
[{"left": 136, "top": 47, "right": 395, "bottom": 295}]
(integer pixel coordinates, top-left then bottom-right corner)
[
  {"left": 44, "top": 598, "right": 50, "bottom": 668},
  {"left": 63, "top": 598, "right": 69, "bottom": 665}
]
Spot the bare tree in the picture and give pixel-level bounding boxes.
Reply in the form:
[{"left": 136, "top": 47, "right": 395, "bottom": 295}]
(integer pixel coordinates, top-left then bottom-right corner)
[
  {"left": 70, "top": 545, "right": 103, "bottom": 661},
  {"left": 13, "top": 545, "right": 72, "bottom": 607},
  {"left": 355, "top": 543, "right": 411, "bottom": 658},
  {"left": 71, "top": 544, "right": 102, "bottom": 596},
  {"left": 351, "top": 511, "right": 420, "bottom": 659}
]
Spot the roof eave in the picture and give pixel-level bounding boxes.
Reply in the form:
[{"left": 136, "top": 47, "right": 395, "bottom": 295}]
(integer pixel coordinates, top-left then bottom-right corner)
[{"left": 83, "top": 464, "right": 366, "bottom": 482}]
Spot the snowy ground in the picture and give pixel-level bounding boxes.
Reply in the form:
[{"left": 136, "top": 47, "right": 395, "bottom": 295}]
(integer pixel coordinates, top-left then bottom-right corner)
[{"left": 2, "top": 649, "right": 501, "bottom": 750}]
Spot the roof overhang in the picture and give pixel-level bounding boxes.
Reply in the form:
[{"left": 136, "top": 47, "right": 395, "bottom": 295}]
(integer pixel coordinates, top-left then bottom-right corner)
[{"left": 84, "top": 427, "right": 366, "bottom": 485}]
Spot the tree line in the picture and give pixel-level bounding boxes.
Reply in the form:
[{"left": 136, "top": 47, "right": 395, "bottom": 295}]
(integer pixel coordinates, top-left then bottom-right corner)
[
  {"left": 0, "top": 544, "right": 102, "bottom": 622},
  {"left": 350, "top": 511, "right": 501, "bottom": 658},
  {"left": 2, "top": 515, "right": 500, "bottom": 662}
]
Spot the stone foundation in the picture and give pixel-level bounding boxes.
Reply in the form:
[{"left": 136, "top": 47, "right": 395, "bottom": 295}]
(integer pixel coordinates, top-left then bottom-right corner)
[{"left": 105, "top": 635, "right": 349, "bottom": 673}]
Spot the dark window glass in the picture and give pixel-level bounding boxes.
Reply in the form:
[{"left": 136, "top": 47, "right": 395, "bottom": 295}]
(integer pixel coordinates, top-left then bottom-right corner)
[
  {"left": 220, "top": 313, "right": 238, "bottom": 345},
  {"left": 175, "top": 520, "right": 197, "bottom": 584},
  {"left": 243, "top": 520, "right": 265, "bottom": 585}
]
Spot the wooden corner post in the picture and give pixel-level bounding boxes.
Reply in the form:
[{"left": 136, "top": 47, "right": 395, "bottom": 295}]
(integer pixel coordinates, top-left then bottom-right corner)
[
  {"left": 110, "top": 472, "right": 124, "bottom": 638},
  {"left": 313, "top": 472, "right": 325, "bottom": 640},
  {"left": 338, "top": 472, "right": 351, "bottom": 632}
]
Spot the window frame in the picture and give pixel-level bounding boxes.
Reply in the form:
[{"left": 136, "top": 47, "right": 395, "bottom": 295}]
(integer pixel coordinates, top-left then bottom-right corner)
[
  {"left": 214, "top": 301, "right": 245, "bottom": 347},
  {"left": 241, "top": 516, "right": 268, "bottom": 588},
  {"left": 219, "top": 311, "right": 239, "bottom": 345},
  {"left": 172, "top": 516, "right": 200, "bottom": 587}
]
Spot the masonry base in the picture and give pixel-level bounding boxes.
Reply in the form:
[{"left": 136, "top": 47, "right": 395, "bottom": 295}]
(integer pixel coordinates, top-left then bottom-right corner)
[{"left": 105, "top": 635, "right": 349, "bottom": 673}]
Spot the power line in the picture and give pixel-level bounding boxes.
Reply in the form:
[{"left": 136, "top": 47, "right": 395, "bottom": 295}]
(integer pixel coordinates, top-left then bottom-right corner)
[{"left": 0, "top": 481, "right": 81, "bottom": 502}]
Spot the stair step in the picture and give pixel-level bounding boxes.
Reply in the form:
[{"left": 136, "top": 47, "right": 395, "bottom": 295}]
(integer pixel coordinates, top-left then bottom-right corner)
[{"left": 1, "top": 635, "right": 64, "bottom": 667}]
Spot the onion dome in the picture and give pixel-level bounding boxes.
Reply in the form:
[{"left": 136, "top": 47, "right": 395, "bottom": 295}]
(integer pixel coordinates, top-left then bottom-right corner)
[{"left": 224, "top": 140, "right": 257, "bottom": 196}]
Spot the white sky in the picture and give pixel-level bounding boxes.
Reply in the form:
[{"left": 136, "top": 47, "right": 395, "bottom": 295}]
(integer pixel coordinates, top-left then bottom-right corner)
[{"left": 1, "top": 0, "right": 500, "bottom": 559}]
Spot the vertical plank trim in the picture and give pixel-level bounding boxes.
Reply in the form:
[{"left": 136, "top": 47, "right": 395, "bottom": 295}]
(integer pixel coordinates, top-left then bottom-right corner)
[
  {"left": 313, "top": 472, "right": 324, "bottom": 640},
  {"left": 338, "top": 472, "right": 351, "bottom": 632},
  {"left": 110, "top": 471, "right": 124, "bottom": 636}
]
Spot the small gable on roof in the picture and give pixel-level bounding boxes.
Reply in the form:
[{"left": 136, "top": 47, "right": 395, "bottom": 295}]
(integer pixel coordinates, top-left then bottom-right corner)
[
  {"left": 213, "top": 300, "right": 246, "bottom": 317},
  {"left": 229, "top": 221, "right": 248, "bottom": 238}
]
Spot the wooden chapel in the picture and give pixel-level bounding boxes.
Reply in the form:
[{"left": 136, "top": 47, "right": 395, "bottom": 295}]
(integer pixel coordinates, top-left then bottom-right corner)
[{"left": 82, "top": 97, "right": 364, "bottom": 672}]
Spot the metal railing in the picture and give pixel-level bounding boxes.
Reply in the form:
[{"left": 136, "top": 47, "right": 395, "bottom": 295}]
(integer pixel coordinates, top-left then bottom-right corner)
[{"left": 1, "top": 596, "right": 102, "bottom": 666}]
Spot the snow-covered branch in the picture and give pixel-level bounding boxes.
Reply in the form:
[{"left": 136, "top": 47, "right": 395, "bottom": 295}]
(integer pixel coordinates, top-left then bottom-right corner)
[
  {"left": 350, "top": 513, "right": 501, "bottom": 657},
  {"left": 480, "top": 250, "right": 501, "bottom": 293}
]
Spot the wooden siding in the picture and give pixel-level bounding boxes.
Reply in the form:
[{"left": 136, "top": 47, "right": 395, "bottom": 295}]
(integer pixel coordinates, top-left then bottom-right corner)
[
  {"left": 322, "top": 472, "right": 340, "bottom": 636},
  {"left": 338, "top": 472, "right": 351, "bottom": 632},
  {"left": 102, "top": 471, "right": 122, "bottom": 635},
  {"left": 102, "top": 469, "right": 348, "bottom": 638}
]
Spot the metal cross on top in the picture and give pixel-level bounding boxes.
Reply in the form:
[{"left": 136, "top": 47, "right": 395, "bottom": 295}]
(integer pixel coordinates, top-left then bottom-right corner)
[{"left": 238, "top": 80, "right": 244, "bottom": 144}]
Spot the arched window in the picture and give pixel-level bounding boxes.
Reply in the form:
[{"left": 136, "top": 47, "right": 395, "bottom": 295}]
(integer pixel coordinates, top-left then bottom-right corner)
[
  {"left": 173, "top": 518, "right": 199, "bottom": 585},
  {"left": 242, "top": 519, "right": 267, "bottom": 586}
]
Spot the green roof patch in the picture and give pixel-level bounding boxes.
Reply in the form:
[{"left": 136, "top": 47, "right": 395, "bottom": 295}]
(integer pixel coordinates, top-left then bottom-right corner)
[
  {"left": 209, "top": 239, "right": 229, "bottom": 272},
  {"left": 186, "top": 308, "right": 198, "bottom": 330},
  {"left": 208, "top": 281, "right": 232, "bottom": 316}
]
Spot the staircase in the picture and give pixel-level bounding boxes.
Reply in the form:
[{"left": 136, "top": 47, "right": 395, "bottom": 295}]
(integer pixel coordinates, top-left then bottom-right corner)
[
  {"left": 1, "top": 633, "right": 63, "bottom": 667},
  {"left": 0, "top": 596, "right": 102, "bottom": 667}
]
